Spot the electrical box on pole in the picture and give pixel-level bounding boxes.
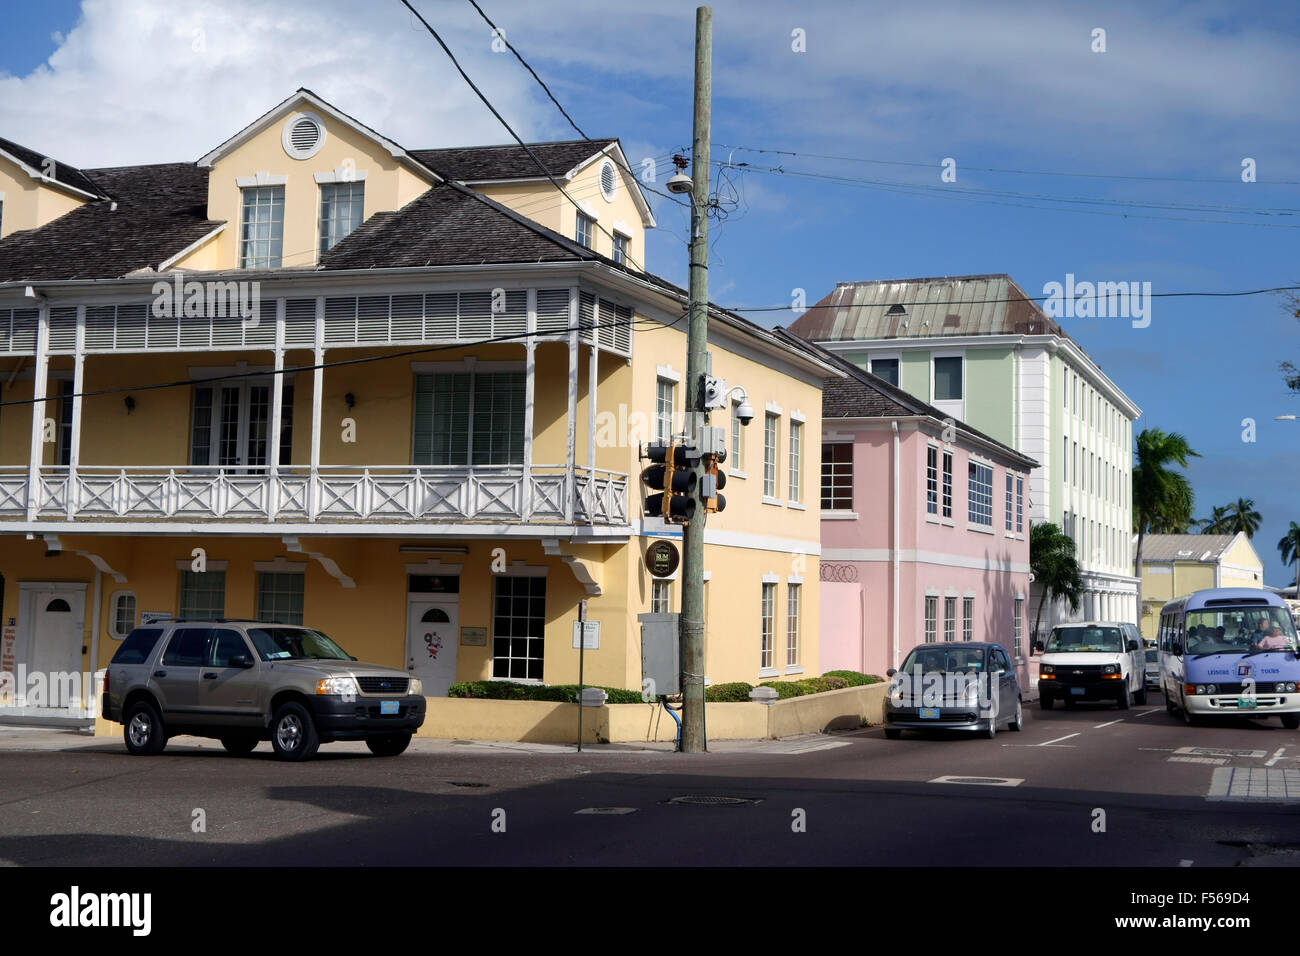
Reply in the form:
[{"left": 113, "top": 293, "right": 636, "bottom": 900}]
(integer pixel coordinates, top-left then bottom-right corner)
[{"left": 638, "top": 612, "right": 681, "bottom": 696}]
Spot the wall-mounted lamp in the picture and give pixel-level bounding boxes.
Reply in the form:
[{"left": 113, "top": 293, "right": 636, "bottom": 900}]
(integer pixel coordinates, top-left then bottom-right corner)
[
  {"left": 345, "top": 392, "right": 356, "bottom": 410},
  {"left": 123, "top": 395, "right": 135, "bottom": 414}
]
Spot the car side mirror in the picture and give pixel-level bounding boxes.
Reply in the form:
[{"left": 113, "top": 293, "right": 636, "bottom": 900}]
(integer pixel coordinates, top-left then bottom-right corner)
[
  {"left": 1127, "top": 639, "right": 1140, "bottom": 652},
  {"left": 229, "top": 654, "right": 254, "bottom": 669},
  {"left": 1171, "top": 640, "right": 1183, "bottom": 656},
  {"left": 886, "top": 668, "right": 896, "bottom": 677},
  {"left": 1033, "top": 641, "right": 1044, "bottom": 653}
]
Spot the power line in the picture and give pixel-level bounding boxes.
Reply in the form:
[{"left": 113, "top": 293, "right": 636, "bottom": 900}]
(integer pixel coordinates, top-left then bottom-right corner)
[
  {"left": 728, "top": 284, "right": 1300, "bottom": 314},
  {"left": 713, "top": 142, "right": 1300, "bottom": 187},
  {"left": 0, "top": 310, "right": 660, "bottom": 410},
  {"left": 398, "top": 0, "right": 653, "bottom": 270}
]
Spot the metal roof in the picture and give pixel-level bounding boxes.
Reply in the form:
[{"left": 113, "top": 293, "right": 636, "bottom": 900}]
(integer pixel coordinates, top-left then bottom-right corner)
[{"left": 1137, "top": 534, "right": 1241, "bottom": 563}]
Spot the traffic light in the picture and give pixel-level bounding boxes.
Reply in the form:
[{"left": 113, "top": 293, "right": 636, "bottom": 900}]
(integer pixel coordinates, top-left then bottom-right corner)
[
  {"left": 641, "top": 441, "right": 697, "bottom": 522},
  {"left": 701, "top": 452, "right": 726, "bottom": 513}
]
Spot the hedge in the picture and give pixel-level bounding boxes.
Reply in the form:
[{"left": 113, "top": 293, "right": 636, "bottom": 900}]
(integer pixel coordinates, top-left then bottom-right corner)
[
  {"left": 704, "top": 681, "right": 754, "bottom": 702},
  {"left": 447, "top": 680, "right": 644, "bottom": 704},
  {"left": 822, "top": 670, "right": 885, "bottom": 687}
]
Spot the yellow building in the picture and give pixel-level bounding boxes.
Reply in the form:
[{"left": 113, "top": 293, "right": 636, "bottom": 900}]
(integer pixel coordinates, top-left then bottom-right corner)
[
  {"left": 1136, "top": 533, "right": 1265, "bottom": 640},
  {"left": 0, "top": 90, "right": 835, "bottom": 723}
]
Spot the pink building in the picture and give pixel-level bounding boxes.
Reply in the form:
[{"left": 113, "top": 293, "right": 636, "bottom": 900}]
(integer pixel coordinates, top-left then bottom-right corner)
[{"left": 808, "top": 345, "right": 1036, "bottom": 686}]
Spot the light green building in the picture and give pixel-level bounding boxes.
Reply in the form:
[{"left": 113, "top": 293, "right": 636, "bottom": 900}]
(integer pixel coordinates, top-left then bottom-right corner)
[{"left": 791, "top": 274, "right": 1141, "bottom": 643}]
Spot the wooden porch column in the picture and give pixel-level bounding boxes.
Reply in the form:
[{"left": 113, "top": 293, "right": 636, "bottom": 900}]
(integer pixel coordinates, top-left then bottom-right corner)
[
  {"left": 66, "top": 306, "right": 85, "bottom": 519},
  {"left": 523, "top": 288, "right": 536, "bottom": 521},
  {"left": 26, "top": 298, "right": 50, "bottom": 521},
  {"left": 309, "top": 295, "right": 324, "bottom": 520},
  {"left": 565, "top": 287, "right": 578, "bottom": 524},
  {"left": 268, "top": 297, "right": 285, "bottom": 522}
]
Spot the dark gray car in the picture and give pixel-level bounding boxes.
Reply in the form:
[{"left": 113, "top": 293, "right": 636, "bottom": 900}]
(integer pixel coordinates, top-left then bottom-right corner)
[
  {"left": 884, "top": 641, "right": 1023, "bottom": 739},
  {"left": 103, "top": 621, "right": 426, "bottom": 760}
]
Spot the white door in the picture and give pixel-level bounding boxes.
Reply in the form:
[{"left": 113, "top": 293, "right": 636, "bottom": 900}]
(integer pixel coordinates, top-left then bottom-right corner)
[
  {"left": 26, "top": 589, "right": 85, "bottom": 711},
  {"left": 406, "top": 599, "right": 458, "bottom": 697}
]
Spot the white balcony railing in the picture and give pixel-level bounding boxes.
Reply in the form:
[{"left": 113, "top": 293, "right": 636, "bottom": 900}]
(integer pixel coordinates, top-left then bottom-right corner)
[{"left": 0, "top": 465, "right": 629, "bottom": 527}]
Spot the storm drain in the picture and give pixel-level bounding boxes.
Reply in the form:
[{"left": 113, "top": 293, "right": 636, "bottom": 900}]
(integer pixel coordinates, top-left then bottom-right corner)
[
  {"left": 929, "top": 775, "right": 1023, "bottom": 787},
  {"left": 666, "top": 795, "right": 761, "bottom": 807},
  {"left": 575, "top": 807, "right": 638, "bottom": 815}
]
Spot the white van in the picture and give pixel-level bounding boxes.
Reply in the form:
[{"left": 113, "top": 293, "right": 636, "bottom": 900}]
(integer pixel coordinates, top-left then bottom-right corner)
[{"left": 1035, "top": 621, "right": 1146, "bottom": 710}]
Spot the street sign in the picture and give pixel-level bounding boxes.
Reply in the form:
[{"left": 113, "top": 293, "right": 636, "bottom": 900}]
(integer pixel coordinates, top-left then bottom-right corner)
[{"left": 572, "top": 620, "right": 600, "bottom": 650}]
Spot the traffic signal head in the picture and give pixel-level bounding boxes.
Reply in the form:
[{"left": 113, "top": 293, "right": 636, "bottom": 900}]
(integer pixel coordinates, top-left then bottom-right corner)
[{"left": 640, "top": 441, "right": 699, "bottom": 523}]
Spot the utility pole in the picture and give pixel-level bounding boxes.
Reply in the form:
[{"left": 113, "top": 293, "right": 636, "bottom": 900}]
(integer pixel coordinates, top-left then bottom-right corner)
[{"left": 680, "top": 5, "right": 712, "bottom": 753}]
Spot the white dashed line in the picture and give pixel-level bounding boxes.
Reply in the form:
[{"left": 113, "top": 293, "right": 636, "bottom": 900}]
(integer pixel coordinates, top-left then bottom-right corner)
[
  {"left": 1038, "top": 733, "right": 1081, "bottom": 747},
  {"left": 1179, "top": 859, "right": 1194, "bottom": 867},
  {"left": 1266, "top": 747, "right": 1288, "bottom": 767},
  {"left": 1093, "top": 719, "right": 1124, "bottom": 728},
  {"left": 1128, "top": 709, "right": 1161, "bottom": 718}
]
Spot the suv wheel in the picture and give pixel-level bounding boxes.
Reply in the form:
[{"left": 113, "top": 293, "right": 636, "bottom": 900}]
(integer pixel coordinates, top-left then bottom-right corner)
[
  {"left": 221, "top": 736, "right": 259, "bottom": 756},
  {"left": 366, "top": 733, "right": 412, "bottom": 757},
  {"left": 124, "top": 701, "right": 167, "bottom": 756},
  {"left": 1117, "top": 682, "right": 1131, "bottom": 709},
  {"left": 1281, "top": 714, "right": 1300, "bottom": 730},
  {"left": 270, "top": 702, "right": 320, "bottom": 761},
  {"left": 1009, "top": 698, "right": 1023, "bottom": 731}
]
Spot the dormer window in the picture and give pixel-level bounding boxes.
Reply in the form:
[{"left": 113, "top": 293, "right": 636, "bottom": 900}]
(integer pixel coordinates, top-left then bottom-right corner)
[
  {"left": 319, "top": 182, "right": 364, "bottom": 255},
  {"left": 239, "top": 185, "right": 284, "bottom": 268},
  {"left": 575, "top": 212, "right": 595, "bottom": 249},
  {"left": 612, "top": 232, "right": 629, "bottom": 265}
]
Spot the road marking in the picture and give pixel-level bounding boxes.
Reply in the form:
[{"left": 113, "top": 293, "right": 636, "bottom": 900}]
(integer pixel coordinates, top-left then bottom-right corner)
[
  {"left": 1169, "top": 755, "right": 1227, "bottom": 765},
  {"left": 1207, "top": 767, "right": 1300, "bottom": 802},
  {"left": 1266, "top": 747, "right": 1288, "bottom": 767},
  {"left": 1129, "top": 709, "right": 1161, "bottom": 718},
  {"left": 785, "top": 741, "right": 853, "bottom": 754},
  {"left": 575, "top": 807, "right": 637, "bottom": 815},
  {"left": 1139, "top": 747, "right": 1175, "bottom": 752},
  {"left": 1176, "top": 746, "right": 1267, "bottom": 759},
  {"left": 1038, "top": 733, "right": 1081, "bottom": 747},
  {"left": 929, "top": 775, "right": 1023, "bottom": 787},
  {"left": 1093, "top": 719, "right": 1124, "bottom": 728},
  {"left": 1179, "top": 859, "right": 1194, "bottom": 867}
]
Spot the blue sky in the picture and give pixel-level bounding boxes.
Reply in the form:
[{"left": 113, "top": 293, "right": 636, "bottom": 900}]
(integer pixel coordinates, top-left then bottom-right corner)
[{"left": 2, "top": 0, "right": 1297, "bottom": 583}]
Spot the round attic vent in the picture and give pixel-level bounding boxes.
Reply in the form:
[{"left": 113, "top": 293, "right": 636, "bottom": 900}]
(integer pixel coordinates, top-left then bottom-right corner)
[
  {"left": 283, "top": 111, "right": 326, "bottom": 160},
  {"left": 600, "top": 160, "right": 618, "bottom": 201}
]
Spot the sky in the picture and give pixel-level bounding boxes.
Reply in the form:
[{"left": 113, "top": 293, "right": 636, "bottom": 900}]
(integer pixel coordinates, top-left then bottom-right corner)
[{"left": 1, "top": 0, "right": 1297, "bottom": 583}]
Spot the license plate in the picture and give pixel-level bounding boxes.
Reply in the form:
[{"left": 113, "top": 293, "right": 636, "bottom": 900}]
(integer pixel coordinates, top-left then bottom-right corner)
[
  {"left": 1071, "top": 687, "right": 1085, "bottom": 695},
  {"left": 380, "top": 700, "right": 399, "bottom": 715},
  {"left": 1237, "top": 698, "right": 1257, "bottom": 710},
  {"left": 919, "top": 708, "right": 940, "bottom": 719}
]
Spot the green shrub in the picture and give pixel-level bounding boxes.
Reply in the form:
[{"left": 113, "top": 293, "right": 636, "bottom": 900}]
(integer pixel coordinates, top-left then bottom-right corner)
[
  {"left": 759, "top": 681, "right": 805, "bottom": 699},
  {"left": 822, "top": 670, "right": 884, "bottom": 687},
  {"left": 705, "top": 681, "right": 754, "bottom": 702},
  {"left": 446, "top": 681, "right": 642, "bottom": 703}
]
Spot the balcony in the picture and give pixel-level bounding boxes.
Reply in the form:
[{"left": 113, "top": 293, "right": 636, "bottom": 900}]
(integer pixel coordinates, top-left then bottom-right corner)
[{"left": 0, "top": 465, "right": 629, "bottom": 530}]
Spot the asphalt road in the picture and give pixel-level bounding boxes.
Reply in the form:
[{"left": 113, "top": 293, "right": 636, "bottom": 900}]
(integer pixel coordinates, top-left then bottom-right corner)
[{"left": 3, "top": 699, "right": 1300, "bottom": 866}]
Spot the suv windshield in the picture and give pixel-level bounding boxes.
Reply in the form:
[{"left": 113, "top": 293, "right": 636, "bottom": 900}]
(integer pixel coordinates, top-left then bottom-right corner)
[
  {"left": 246, "top": 627, "right": 352, "bottom": 662},
  {"left": 1186, "top": 606, "right": 1298, "bottom": 656},
  {"left": 1045, "top": 626, "right": 1123, "bottom": 653},
  {"left": 898, "top": 647, "right": 987, "bottom": 674}
]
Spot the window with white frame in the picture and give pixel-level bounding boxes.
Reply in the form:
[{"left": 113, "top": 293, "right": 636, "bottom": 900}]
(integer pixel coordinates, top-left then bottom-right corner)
[
  {"left": 821, "top": 442, "right": 852, "bottom": 510},
  {"left": 656, "top": 378, "right": 674, "bottom": 441},
  {"left": 731, "top": 400, "right": 744, "bottom": 471},
  {"left": 239, "top": 185, "right": 284, "bottom": 268},
  {"left": 942, "top": 450, "right": 953, "bottom": 518},
  {"left": 763, "top": 413, "right": 779, "bottom": 498},
  {"left": 413, "top": 370, "right": 524, "bottom": 465},
  {"left": 612, "top": 232, "right": 629, "bottom": 265},
  {"left": 651, "top": 579, "right": 672, "bottom": 614},
  {"left": 179, "top": 569, "right": 225, "bottom": 619},
  {"left": 944, "top": 596, "right": 957, "bottom": 641},
  {"left": 924, "top": 596, "right": 937, "bottom": 643},
  {"left": 786, "top": 583, "right": 801, "bottom": 666},
  {"left": 933, "top": 356, "right": 963, "bottom": 401},
  {"left": 870, "top": 356, "right": 899, "bottom": 386},
  {"left": 191, "top": 379, "right": 294, "bottom": 469},
  {"left": 575, "top": 213, "right": 595, "bottom": 249},
  {"left": 968, "top": 460, "right": 993, "bottom": 526},
  {"left": 1005, "top": 473, "right": 1014, "bottom": 531},
  {"left": 1015, "top": 475, "right": 1024, "bottom": 533},
  {"left": 788, "top": 421, "right": 802, "bottom": 503},
  {"left": 109, "top": 591, "right": 137, "bottom": 640},
  {"left": 963, "top": 597, "right": 974, "bottom": 641},
  {"left": 492, "top": 575, "right": 546, "bottom": 681},
  {"left": 257, "top": 571, "right": 305, "bottom": 625},
  {"left": 760, "top": 582, "right": 775, "bottom": 669},
  {"left": 319, "top": 182, "right": 365, "bottom": 256},
  {"left": 926, "top": 445, "right": 939, "bottom": 515},
  {"left": 1014, "top": 597, "right": 1024, "bottom": 657}
]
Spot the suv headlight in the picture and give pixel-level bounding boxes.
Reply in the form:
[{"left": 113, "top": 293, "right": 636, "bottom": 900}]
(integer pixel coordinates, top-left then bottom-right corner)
[
  {"left": 408, "top": 678, "right": 423, "bottom": 696},
  {"left": 316, "top": 677, "right": 359, "bottom": 697},
  {"left": 1040, "top": 665, "right": 1055, "bottom": 675},
  {"left": 1102, "top": 664, "right": 1118, "bottom": 675}
]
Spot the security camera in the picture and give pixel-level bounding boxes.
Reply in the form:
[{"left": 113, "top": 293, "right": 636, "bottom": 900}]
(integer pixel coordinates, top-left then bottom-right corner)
[{"left": 735, "top": 401, "right": 755, "bottom": 426}]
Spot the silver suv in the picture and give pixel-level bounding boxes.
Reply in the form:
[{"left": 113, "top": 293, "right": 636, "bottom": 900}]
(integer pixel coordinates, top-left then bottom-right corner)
[{"left": 103, "top": 620, "right": 426, "bottom": 761}]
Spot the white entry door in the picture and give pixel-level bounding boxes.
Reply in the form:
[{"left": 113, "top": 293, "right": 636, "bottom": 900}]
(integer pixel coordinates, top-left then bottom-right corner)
[
  {"left": 25, "top": 588, "right": 86, "bottom": 711},
  {"left": 406, "top": 599, "right": 459, "bottom": 697}
]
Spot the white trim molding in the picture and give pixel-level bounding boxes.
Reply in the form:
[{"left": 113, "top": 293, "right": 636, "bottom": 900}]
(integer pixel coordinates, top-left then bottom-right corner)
[
  {"left": 174, "top": 558, "right": 229, "bottom": 572},
  {"left": 655, "top": 363, "right": 681, "bottom": 383},
  {"left": 404, "top": 558, "right": 465, "bottom": 576},
  {"left": 253, "top": 558, "right": 309, "bottom": 574},
  {"left": 314, "top": 167, "right": 368, "bottom": 184},
  {"left": 789, "top": 408, "right": 806, "bottom": 424},
  {"left": 235, "top": 172, "right": 288, "bottom": 188},
  {"left": 765, "top": 400, "right": 783, "bottom": 415}
]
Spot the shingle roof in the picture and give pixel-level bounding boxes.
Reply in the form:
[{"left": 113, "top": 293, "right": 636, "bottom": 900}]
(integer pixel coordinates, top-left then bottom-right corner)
[
  {"left": 0, "top": 135, "right": 105, "bottom": 198},
  {"left": 0, "top": 162, "right": 220, "bottom": 281},
  {"left": 1138, "top": 534, "right": 1241, "bottom": 563},
  {"left": 789, "top": 274, "right": 1070, "bottom": 343},
  {"left": 777, "top": 328, "right": 1037, "bottom": 468},
  {"left": 409, "top": 139, "right": 617, "bottom": 182}
]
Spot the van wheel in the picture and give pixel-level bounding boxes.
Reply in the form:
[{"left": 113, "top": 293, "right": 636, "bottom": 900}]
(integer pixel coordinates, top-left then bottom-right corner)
[
  {"left": 884, "top": 728, "right": 902, "bottom": 739},
  {"left": 270, "top": 702, "right": 320, "bottom": 761},
  {"left": 1039, "top": 695, "right": 1053, "bottom": 710},
  {"left": 1134, "top": 684, "right": 1148, "bottom": 706},
  {"left": 1181, "top": 701, "right": 1197, "bottom": 726},
  {"left": 124, "top": 701, "right": 166, "bottom": 755},
  {"left": 1281, "top": 714, "right": 1300, "bottom": 730},
  {"left": 1165, "top": 690, "right": 1176, "bottom": 714},
  {"left": 366, "top": 734, "right": 412, "bottom": 757}
]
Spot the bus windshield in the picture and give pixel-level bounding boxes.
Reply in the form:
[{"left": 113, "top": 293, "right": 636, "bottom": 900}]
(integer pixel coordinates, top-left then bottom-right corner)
[
  {"left": 1185, "top": 606, "right": 1298, "bottom": 657},
  {"left": 1045, "top": 625, "right": 1124, "bottom": 653}
]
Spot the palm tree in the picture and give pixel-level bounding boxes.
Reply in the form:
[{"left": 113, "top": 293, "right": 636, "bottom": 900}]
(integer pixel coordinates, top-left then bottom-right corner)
[
  {"left": 1196, "top": 505, "right": 1230, "bottom": 534},
  {"left": 1224, "top": 498, "right": 1262, "bottom": 539},
  {"left": 1031, "top": 522, "right": 1083, "bottom": 645},
  {"left": 1280, "top": 522, "right": 1300, "bottom": 593},
  {"left": 1132, "top": 428, "right": 1199, "bottom": 612}
]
